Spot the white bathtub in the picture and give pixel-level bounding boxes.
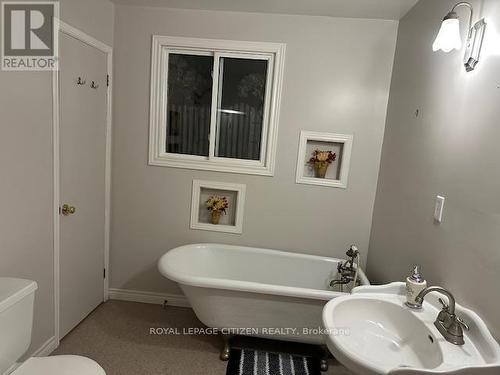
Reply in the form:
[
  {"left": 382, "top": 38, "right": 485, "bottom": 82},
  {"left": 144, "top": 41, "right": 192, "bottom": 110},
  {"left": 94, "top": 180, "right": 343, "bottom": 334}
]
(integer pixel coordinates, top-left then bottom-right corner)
[{"left": 158, "top": 243, "right": 369, "bottom": 344}]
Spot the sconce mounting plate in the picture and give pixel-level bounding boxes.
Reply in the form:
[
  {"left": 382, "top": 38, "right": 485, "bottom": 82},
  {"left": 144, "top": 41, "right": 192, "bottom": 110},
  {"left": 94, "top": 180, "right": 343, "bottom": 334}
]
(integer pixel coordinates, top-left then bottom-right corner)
[{"left": 464, "top": 18, "right": 487, "bottom": 72}]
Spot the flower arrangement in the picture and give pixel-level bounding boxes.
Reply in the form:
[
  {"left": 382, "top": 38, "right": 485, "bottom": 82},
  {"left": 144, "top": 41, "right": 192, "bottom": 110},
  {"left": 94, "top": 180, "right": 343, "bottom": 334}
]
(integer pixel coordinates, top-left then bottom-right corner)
[
  {"left": 206, "top": 195, "right": 229, "bottom": 224},
  {"left": 308, "top": 150, "right": 336, "bottom": 164},
  {"left": 206, "top": 195, "right": 228, "bottom": 213},
  {"left": 308, "top": 150, "right": 336, "bottom": 178}
]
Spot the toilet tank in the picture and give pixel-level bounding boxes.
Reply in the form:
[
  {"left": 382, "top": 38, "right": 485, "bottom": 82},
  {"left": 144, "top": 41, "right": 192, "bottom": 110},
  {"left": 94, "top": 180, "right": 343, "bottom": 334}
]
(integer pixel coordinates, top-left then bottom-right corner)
[{"left": 0, "top": 278, "right": 37, "bottom": 375}]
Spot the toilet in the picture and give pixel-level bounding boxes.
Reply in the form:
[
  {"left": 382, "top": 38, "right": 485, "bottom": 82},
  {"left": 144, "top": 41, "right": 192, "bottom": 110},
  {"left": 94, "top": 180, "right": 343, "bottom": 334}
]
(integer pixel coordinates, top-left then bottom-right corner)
[{"left": 0, "top": 278, "right": 105, "bottom": 375}]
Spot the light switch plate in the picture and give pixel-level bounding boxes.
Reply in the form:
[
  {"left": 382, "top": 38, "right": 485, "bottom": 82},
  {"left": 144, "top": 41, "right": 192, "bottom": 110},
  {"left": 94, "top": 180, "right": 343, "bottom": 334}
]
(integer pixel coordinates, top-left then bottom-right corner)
[{"left": 434, "top": 195, "right": 445, "bottom": 223}]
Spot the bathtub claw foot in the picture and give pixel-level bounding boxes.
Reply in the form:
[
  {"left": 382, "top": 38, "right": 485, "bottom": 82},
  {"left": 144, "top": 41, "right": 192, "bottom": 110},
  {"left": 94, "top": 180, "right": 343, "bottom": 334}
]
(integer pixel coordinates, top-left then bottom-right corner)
[
  {"left": 320, "top": 358, "right": 328, "bottom": 372},
  {"left": 220, "top": 346, "right": 230, "bottom": 361},
  {"left": 220, "top": 334, "right": 231, "bottom": 361},
  {"left": 320, "top": 347, "right": 329, "bottom": 372}
]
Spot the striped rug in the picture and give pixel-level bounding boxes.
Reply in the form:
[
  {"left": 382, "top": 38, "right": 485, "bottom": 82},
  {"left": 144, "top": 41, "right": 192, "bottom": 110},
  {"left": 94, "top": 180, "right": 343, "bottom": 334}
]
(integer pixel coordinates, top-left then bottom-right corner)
[{"left": 226, "top": 348, "right": 321, "bottom": 375}]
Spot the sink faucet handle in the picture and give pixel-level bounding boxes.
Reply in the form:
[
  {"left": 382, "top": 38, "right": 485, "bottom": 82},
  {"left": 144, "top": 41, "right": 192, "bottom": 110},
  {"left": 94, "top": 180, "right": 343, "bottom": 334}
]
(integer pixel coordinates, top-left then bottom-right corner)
[{"left": 456, "top": 316, "right": 470, "bottom": 331}]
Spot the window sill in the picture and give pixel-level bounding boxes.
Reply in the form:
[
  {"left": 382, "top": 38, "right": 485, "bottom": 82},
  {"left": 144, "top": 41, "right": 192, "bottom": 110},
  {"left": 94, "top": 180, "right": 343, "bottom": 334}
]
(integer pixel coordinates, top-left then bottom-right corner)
[{"left": 149, "top": 154, "right": 274, "bottom": 176}]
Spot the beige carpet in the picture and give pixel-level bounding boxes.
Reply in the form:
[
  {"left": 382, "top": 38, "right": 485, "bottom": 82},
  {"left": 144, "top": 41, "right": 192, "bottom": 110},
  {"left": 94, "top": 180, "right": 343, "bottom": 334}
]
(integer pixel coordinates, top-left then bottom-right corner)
[{"left": 53, "top": 300, "right": 352, "bottom": 375}]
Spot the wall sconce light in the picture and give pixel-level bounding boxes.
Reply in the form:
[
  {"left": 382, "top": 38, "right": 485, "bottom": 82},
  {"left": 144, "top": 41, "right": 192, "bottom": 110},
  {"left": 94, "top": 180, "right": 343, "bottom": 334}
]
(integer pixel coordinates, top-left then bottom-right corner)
[{"left": 433, "top": 2, "right": 486, "bottom": 72}]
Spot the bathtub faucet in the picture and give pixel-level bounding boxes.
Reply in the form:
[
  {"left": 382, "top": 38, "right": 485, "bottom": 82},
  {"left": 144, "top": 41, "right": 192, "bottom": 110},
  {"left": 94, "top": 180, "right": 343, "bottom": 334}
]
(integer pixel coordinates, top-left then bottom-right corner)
[
  {"left": 343, "top": 245, "right": 359, "bottom": 270},
  {"left": 329, "top": 245, "right": 359, "bottom": 288}
]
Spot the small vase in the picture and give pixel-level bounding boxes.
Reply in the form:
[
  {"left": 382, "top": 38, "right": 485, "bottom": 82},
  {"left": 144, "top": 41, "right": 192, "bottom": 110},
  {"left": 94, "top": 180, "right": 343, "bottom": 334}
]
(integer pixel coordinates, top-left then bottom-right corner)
[
  {"left": 315, "top": 162, "right": 329, "bottom": 178},
  {"left": 210, "top": 210, "right": 222, "bottom": 225}
]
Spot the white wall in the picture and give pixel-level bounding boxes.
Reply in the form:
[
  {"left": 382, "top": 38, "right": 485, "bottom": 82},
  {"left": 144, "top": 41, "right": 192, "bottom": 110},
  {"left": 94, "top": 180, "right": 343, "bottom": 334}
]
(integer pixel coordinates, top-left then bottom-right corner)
[
  {"left": 0, "top": 0, "right": 113, "bottom": 354},
  {"left": 110, "top": 5, "right": 398, "bottom": 295},
  {"left": 369, "top": 0, "right": 500, "bottom": 340}
]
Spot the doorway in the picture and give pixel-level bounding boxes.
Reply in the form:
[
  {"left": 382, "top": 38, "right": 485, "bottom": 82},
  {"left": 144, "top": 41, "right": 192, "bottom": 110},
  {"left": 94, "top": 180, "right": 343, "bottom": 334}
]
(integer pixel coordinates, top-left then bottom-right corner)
[{"left": 53, "top": 22, "right": 112, "bottom": 341}]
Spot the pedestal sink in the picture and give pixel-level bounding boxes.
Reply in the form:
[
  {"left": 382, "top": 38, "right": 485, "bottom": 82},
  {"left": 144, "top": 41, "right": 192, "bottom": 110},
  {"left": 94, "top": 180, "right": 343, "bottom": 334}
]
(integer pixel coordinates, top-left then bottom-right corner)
[{"left": 322, "top": 282, "right": 500, "bottom": 375}]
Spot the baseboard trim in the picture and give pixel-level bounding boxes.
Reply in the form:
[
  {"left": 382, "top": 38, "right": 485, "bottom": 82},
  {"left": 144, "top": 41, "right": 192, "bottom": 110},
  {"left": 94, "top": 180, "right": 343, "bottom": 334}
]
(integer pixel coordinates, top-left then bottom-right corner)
[
  {"left": 108, "top": 288, "right": 191, "bottom": 308},
  {"left": 33, "top": 336, "right": 58, "bottom": 357}
]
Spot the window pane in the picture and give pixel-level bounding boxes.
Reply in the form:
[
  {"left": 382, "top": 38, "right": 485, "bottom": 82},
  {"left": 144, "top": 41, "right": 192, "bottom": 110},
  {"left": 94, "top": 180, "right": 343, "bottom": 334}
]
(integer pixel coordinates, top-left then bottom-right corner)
[
  {"left": 166, "top": 53, "right": 213, "bottom": 156},
  {"left": 215, "top": 57, "right": 268, "bottom": 160}
]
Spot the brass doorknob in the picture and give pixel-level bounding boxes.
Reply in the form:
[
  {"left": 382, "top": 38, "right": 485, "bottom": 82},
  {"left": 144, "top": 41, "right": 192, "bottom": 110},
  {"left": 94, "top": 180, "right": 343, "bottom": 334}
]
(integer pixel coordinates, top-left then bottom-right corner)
[{"left": 61, "top": 204, "right": 76, "bottom": 216}]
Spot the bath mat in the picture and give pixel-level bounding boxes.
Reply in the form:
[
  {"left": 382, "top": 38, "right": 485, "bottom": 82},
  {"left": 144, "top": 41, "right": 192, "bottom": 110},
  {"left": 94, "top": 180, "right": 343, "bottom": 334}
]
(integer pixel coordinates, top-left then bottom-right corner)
[{"left": 226, "top": 348, "right": 321, "bottom": 375}]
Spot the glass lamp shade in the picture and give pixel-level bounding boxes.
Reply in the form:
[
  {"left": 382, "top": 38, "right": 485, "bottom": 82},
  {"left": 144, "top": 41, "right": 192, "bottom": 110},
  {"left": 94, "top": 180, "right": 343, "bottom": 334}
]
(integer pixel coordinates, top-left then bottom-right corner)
[{"left": 433, "top": 17, "right": 462, "bottom": 52}]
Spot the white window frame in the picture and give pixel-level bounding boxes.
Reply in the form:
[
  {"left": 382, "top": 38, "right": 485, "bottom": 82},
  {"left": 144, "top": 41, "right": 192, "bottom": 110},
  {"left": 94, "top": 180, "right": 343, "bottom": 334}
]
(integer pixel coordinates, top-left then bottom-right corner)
[{"left": 149, "top": 36, "right": 286, "bottom": 176}]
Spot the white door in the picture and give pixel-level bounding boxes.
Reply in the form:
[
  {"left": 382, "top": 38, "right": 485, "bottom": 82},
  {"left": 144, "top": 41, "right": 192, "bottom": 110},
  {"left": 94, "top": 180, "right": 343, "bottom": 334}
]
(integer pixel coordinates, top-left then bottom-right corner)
[{"left": 59, "top": 32, "right": 108, "bottom": 338}]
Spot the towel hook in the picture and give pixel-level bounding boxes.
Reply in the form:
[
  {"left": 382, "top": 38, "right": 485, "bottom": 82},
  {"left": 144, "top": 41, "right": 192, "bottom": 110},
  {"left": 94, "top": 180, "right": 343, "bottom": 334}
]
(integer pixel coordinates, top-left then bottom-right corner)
[
  {"left": 77, "top": 77, "right": 86, "bottom": 85},
  {"left": 90, "top": 81, "right": 99, "bottom": 89}
]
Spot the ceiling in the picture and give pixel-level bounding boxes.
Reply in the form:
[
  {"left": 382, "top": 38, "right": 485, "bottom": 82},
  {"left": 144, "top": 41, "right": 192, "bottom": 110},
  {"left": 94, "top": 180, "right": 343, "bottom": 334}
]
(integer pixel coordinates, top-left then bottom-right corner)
[{"left": 111, "top": 0, "right": 420, "bottom": 20}]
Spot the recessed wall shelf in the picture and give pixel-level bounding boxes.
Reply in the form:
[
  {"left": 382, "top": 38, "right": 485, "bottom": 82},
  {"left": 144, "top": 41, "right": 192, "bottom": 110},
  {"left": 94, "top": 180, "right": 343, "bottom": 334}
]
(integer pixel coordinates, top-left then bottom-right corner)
[
  {"left": 190, "top": 180, "right": 246, "bottom": 234},
  {"left": 295, "top": 131, "right": 353, "bottom": 189}
]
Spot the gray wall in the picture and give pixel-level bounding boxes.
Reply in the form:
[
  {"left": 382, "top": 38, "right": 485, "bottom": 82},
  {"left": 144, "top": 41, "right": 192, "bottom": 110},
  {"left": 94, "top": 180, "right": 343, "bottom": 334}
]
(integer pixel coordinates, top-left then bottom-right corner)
[
  {"left": 110, "top": 5, "right": 398, "bottom": 295},
  {"left": 60, "top": 0, "right": 115, "bottom": 46},
  {"left": 369, "top": 0, "right": 500, "bottom": 340},
  {"left": 0, "top": 0, "right": 113, "bottom": 354}
]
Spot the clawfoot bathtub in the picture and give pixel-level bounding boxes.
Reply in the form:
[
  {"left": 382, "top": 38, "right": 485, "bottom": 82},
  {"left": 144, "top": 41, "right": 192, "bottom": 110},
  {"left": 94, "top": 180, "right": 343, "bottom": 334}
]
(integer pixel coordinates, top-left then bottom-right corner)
[{"left": 158, "top": 243, "right": 369, "bottom": 350}]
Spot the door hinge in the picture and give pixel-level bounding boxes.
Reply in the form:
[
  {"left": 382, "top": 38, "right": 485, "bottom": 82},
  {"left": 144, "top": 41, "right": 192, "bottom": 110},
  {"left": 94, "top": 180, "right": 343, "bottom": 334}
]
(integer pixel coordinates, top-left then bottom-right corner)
[
  {"left": 106, "top": 74, "right": 110, "bottom": 87},
  {"left": 103, "top": 268, "right": 106, "bottom": 279}
]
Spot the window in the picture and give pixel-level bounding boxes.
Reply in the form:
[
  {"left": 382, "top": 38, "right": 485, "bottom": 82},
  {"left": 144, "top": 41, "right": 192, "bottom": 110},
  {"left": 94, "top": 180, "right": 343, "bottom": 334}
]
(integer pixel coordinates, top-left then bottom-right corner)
[{"left": 149, "top": 36, "right": 286, "bottom": 176}]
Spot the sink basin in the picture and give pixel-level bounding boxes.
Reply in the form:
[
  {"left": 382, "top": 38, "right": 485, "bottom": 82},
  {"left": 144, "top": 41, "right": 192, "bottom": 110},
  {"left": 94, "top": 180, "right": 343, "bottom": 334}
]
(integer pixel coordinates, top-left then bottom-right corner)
[
  {"left": 325, "top": 297, "right": 443, "bottom": 372},
  {"left": 322, "top": 282, "right": 500, "bottom": 375}
]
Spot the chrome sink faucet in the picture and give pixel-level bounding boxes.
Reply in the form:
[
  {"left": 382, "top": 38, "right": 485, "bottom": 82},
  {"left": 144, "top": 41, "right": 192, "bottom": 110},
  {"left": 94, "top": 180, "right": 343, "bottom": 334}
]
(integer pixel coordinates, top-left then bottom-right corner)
[{"left": 414, "top": 286, "right": 469, "bottom": 345}]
